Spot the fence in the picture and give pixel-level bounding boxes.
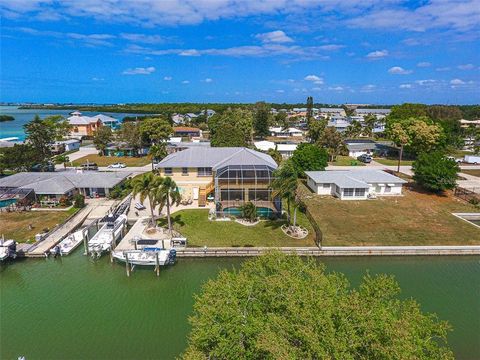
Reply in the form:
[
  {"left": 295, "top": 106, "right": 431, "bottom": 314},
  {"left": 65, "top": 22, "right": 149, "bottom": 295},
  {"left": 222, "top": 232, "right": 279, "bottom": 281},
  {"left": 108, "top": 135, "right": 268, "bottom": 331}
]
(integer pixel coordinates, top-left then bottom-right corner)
[{"left": 454, "top": 187, "right": 480, "bottom": 203}]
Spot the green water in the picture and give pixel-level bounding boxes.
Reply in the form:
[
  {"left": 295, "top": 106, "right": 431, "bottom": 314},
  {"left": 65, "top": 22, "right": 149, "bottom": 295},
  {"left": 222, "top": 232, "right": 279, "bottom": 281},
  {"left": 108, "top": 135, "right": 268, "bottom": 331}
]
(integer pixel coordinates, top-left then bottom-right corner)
[{"left": 1, "top": 253, "right": 479, "bottom": 359}]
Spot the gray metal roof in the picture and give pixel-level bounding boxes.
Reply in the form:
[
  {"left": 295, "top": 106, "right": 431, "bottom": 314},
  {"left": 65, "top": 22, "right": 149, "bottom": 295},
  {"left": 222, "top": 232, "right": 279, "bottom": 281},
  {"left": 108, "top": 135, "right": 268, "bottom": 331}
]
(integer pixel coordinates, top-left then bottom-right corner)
[
  {"left": 305, "top": 170, "right": 407, "bottom": 189},
  {"left": 0, "top": 171, "right": 130, "bottom": 195},
  {"left": 156, "top": 147, "right": 277, "bottom": 170},
  {"left": 355, "top": 108, "right": 391, "bottom": 114}
]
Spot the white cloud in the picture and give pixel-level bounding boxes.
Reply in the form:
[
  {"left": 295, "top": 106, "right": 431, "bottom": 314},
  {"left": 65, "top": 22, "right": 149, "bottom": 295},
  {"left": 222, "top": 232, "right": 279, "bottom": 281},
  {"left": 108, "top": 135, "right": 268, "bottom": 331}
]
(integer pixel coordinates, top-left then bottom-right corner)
[
  {"left": 415, "top": 79, "right": 437, "bottom": 86},
  {"left": 120, "top": 33, "right": 165, "bottom": 44},
  {"left": 458, "top": 64, "right": 475, "bottom": 70},
  {"left": 91, "top": 77, "right": 104, "bottom": 81},
  {"left": 417, "top": 62, "right": 431, "bottom": 67},
  {"left": 388, "top": 66, "right": 413, "bottom": 75},
  {"left": 179, "top": 49, "right": 201, "bottom": 56},
  {"left": 366, "top": 50, "right": 388, "bottom": 59},
  {"left": 255, "top": 30, "right": 293, "bottom": 43},
  {"left": 328, "top": 86, "right": 344, "bottom": 91},
  {"left": 204, "top": 78, "right": 213, "bottom": 83},
  {"left": 163, "top": 76, "right": 172, "bottom": 80},
  {"left": 182, "top": 80, "right": 190, "bottom": 84},
  {"left": 304, "top": 75, "right": 324, "bottom": 84},
  {"left": 435, "top": 67, "right": 450, "bottom": 72},
  {"left": 399, "top": 84, "right": 412, "bottom": 89},
  {"left": 122, "top": 66, "right": 155, "bottom": 75},
  {"left": 276, "top": 89, "right": 285, "bottom": 93},
  {"left": 360, "top": 84, "right": 376, "bottom": 92},
  {"left": 450, "top": 78, "right": 465, "bottom": 85}
]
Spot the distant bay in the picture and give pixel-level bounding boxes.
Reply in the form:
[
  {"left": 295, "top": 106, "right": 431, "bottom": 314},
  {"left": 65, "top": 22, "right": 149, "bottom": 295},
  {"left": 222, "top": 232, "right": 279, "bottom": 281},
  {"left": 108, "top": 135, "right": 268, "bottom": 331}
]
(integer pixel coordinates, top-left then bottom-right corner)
[{"left": 0, "top": 106, "right": 153, "bottom": 141}]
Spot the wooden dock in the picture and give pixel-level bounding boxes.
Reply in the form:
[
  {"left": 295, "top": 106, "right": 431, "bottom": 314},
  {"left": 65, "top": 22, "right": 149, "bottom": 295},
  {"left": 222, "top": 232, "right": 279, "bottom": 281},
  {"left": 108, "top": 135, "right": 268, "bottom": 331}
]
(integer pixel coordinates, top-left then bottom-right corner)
[
  {"left": 175, "top": 245, "right": 480, "bottom": 257},
  {"left": 26, "top": 207, "right": 92, "bottom": 257}
]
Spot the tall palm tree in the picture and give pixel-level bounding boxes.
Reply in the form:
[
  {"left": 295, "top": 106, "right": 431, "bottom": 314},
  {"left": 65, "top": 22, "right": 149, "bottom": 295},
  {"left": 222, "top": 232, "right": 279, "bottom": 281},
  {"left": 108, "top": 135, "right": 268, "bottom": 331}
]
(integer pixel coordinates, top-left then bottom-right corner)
[
  {"left": 131, "top": 172, "right": 163, "bottom": 226},
  {"left": 156, "top": 177, "right": 181, "bottom": 234},
  {"left": 270, "top": 160, "right": 298, "bottom": 226},
  {"left": 149, "top": 143, "right": 167, "bottom": 170}
]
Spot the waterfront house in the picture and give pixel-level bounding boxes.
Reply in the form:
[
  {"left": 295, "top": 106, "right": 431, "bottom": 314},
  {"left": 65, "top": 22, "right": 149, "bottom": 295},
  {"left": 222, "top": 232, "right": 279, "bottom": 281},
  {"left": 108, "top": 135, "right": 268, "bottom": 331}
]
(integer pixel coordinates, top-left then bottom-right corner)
[
  {"left": 91, "top": 114, "right": 120, "bottom": 129},
  {"left": 0, "top": 171, "right": 130, "bottom": 202},
  {"left": 67, "top": 112, "right": 102, "bottom": 138},
  {"left": 305, "top": 169, "right": 407, "bottom": 200},
  {"left": 155, "top": 147, "right": 280, "bottom": 215}
]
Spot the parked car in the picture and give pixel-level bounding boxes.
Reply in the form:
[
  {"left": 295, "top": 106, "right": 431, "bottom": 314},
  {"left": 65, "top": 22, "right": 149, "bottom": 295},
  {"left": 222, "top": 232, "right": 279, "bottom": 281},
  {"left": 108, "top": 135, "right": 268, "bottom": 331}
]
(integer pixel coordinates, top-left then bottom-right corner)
[
  {"left": 446, "top": 156, "right": 463, "bottom": 163},
  {"left": 357, "top": 154, "right": 373, "bottom": 163},
  {"left": 108, "top": 162, "right": 126, "bottom": 169},
  {"left": 80, "top": 162, "right": 98, "bottom": 170},
  {"left": 31, "top": 162, "right": 55, "bottom": 172},
  {"left": 464, "top": 155, "right": 480, "bottom": 165}
]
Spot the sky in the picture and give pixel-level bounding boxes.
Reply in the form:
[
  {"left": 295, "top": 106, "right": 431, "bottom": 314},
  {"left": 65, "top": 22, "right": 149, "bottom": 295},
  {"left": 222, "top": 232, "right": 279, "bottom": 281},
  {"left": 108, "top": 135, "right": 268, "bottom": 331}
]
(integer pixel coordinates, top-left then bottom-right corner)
[{"left": 0, "top": 0, "right": 479, "bottom": 104}]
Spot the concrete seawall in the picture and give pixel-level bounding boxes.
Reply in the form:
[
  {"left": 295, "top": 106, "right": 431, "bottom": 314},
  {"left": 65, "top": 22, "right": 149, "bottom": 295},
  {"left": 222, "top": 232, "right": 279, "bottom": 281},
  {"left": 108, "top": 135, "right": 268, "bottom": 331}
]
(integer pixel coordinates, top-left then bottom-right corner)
[{"left": 176, "top": 246, "right": 480, "bottom": 257}]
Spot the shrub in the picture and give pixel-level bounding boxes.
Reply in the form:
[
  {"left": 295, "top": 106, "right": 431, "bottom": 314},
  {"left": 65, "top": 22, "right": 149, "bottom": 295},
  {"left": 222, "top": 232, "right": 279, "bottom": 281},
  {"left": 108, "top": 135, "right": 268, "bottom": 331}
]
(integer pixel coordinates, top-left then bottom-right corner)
[
  {"left": 412, "top": 152, "right": 459, "bottom": 192},
  {"left": 240, "top": 201, "right": 257, "bottom": 222},
  {"left": 59, "top": 196, "right": 71, "bottom": 207},
  {"left": 73, "top": 194, "right": 85, "bottom": 208}
]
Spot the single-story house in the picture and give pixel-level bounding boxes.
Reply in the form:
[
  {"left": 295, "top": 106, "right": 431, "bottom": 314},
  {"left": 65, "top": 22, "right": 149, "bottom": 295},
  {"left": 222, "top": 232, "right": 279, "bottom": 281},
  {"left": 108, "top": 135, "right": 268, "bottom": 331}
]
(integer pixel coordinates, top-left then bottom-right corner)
[
  {"left": 173, "top": 127, "right": 202, "bottom": 138},
  {"left": 254, "top": 140, "right": 298, "bottom": 158},
  {"left": 0, "top": 171, "right": 131, "bottom": 201},
  {"left": 345, "top": 140, "right": 395, "bottom": 158},
  {"left": 269, "top": 127, "right": 304, "bottom": 137},
  {"left": 305, "top": 169, "right": 407, "bottom": 200},
  {"left": 51, "top": 139, "right": 81, "bottom": 154},
  {"left": 104, "top": 142, "right": 149, "bottom": 156},
  {"left": 155, "top": 147, "right": 280, "bottom": 215},
  {"left": 459, "top": 119, "right": 480, "bottom": 128},
  {"left": 167, "top": 140, "right": 211, "bottom": 154}
]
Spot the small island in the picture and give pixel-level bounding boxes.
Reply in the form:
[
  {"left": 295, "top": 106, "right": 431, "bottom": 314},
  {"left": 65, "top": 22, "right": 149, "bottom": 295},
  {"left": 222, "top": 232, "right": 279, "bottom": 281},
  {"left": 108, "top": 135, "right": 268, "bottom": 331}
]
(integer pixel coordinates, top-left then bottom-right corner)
[{"left": 0, "top": 115, "right": 15, "bottom": 122}]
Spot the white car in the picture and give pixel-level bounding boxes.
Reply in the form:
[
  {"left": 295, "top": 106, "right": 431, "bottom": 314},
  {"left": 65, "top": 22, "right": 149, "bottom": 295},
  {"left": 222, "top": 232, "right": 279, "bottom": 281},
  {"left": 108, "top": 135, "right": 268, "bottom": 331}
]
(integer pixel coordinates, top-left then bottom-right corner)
[{"left": 108, "top": 162, "right": 126, "bottom": 169}]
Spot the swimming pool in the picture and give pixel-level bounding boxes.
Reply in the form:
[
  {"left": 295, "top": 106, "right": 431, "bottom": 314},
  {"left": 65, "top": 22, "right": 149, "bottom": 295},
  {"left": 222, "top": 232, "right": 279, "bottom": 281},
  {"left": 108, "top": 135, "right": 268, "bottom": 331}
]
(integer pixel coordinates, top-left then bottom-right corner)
[{"left": 223, "top": 207, "right": 274, "bottom": 218}]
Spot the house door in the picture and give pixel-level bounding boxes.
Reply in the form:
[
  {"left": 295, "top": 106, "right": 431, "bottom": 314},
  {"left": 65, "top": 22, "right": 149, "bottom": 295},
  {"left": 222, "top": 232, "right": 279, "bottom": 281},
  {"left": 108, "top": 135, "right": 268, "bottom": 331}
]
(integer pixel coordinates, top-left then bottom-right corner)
[{"left": 192, "top": 187, "right": 199, "bottom": 200}]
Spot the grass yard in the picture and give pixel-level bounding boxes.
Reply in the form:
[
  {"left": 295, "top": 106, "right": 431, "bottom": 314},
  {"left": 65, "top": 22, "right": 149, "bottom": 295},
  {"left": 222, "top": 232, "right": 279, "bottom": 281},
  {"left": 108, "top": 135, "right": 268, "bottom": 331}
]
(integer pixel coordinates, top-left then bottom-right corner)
[
  {"left": 299, "top": 183, "right": 480, "bottom": 246},
  {"left": 0, "top": 207, "right": 78, "bottom": 243},
  {"left": 72, "top": 154, "right": 151, "bottom": 167},
  {"left": 329, "top": 156, "right": 365, "bottom": 166},
  {"left": 460, "top": 169, "right": 480, "bottom": 177},
  {"left": 160, "top": 209, "right": 316, "bottom": 247},
  {"left": 374, "top": 157, "right": 414, "bottom": 166}
]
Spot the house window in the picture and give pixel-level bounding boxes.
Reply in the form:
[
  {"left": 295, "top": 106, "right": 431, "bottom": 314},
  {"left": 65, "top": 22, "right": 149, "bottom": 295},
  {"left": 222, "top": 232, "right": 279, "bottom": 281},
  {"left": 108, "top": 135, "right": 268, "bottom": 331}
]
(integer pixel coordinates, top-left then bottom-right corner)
[
  {"left": 343, "top": 188, "right": 354, "bottom": 197},
  {"left": 322, "top": 183, "right": 331, "bottom": 188},
  {"left": 385, "top": 185, "right": 392, "bottom": 193},
  {"left": 182, "top": 167, "right": 189, "bottom": 176},
  {"left": 197, "top": 167, "right": 212, "bottom": 176},
  {"left": 164, "top": 168, "right": 173, "bottom": 176},
  {"left": 354, "top": 188, "right": 366, "bottom": 197}
]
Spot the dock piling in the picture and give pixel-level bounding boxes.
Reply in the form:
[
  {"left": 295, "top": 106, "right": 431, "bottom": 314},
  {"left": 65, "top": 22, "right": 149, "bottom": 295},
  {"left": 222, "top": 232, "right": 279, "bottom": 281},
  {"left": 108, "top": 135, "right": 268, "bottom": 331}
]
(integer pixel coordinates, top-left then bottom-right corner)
[
  {"left": 125, "top": 252, "right": 130, "bottom": 277},
  {"left": 155, "top": 252, "right": 160, "bottom": 277}
]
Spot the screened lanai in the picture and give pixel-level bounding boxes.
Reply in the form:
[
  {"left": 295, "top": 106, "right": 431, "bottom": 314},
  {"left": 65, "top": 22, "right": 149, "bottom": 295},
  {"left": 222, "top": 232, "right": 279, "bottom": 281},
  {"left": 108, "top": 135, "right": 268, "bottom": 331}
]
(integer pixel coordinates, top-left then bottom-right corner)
[{"left": 214, "top": 164, "right": 281, "bottom": 217}]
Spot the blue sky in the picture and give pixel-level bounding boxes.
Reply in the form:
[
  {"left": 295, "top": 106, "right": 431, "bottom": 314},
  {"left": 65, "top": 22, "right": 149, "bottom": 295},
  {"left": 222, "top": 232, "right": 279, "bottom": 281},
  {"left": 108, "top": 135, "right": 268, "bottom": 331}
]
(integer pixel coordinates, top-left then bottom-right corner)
[{"left": 1, "top": 0, "right": 479, "bottom": 104}]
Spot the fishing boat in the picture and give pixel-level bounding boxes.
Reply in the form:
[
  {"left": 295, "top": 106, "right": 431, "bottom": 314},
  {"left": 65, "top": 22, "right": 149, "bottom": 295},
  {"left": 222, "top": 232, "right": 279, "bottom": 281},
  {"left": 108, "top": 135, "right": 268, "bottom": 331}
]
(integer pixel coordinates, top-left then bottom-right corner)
[
  {"left": 88, "top": 214, "right": 127, "bottom": 258},
  {"left": 112, "top": 248, "right": 176, "bottom": 266},
  {"left": 51, "top": 228, "right": 87, "bottom": 256},
  {"left": 0, "top": 239, "right": 17, "bottom": 261}
]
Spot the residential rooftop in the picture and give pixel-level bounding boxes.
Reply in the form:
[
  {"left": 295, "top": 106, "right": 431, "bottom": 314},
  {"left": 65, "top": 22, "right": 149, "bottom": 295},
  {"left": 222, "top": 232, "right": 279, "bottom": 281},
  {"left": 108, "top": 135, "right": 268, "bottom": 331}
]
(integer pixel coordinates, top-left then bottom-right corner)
[{"left": 305, "top": 169, "right": 407, "bottom": 188}]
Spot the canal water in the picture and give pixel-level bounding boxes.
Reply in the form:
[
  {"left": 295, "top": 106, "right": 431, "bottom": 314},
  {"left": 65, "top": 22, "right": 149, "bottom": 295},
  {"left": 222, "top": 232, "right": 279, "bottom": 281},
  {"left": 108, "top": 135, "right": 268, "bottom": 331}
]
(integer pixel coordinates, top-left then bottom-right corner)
[{"left": 1, "top": 253, "right": 479, "bottom": 359}]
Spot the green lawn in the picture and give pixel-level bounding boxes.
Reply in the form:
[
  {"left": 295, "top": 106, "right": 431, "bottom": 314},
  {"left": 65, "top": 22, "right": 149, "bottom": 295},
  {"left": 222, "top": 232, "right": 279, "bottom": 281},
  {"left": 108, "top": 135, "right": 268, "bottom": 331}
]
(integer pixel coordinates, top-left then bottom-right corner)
[
  {"left": 299, "top": 183, "right": 480, "bottom": 246},
  {"left": 460, "top": 169, "right": 480, "bottom": 177},
  {"left": 160, "top": 209, "right": 316, "bottom": 247},
  {"left": 0, "top": 207, "right": 78, "bottom": 243},
  {"left": 72, "top": 154, "right": 151, "bottom": 167},
  {"left": 374, "top": 158, "right": 414, "bottom": 166},
  {"left": 329, "top": 156, "right": 365, "bottom": 166}
]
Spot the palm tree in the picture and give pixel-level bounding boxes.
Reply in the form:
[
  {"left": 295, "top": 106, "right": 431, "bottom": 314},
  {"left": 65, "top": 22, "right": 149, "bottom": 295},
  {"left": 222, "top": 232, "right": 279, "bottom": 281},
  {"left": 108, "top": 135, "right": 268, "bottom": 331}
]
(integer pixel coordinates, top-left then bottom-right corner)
[
  {"left": 270, "top": 160, "right": 298, "bottom": 226},
  {"left": 131, "top": 172, "right": 163, "bottom": 226},
  {"left": 149, "top": 143, "right": 167, "bottom": 170},
  {"left": 156, "top": 177, "right": 181, "bottom": 234}
]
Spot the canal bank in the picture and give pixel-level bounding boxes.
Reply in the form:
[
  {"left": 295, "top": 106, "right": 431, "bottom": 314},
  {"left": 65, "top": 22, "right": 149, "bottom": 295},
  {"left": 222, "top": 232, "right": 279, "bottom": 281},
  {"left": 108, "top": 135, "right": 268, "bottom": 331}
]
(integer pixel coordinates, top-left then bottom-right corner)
[{"left": 1, "top": 251, "right": 479, "bottom": 359}]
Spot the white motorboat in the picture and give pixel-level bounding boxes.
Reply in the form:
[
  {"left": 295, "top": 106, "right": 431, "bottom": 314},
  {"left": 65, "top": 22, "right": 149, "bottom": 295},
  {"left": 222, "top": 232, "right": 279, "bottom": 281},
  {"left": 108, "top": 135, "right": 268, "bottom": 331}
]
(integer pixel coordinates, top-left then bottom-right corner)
[
  {"left": 88, "top": 214, "right": 127, "bottom": 258},
  {"left": 112, "top": 248, "right": 176, "bottom": 266},
  {"left": 53, "top": 228, "right": 87, "bottom": 256},
  {"left": 0, "top": 240, "right": 17, "bottom": 261}
]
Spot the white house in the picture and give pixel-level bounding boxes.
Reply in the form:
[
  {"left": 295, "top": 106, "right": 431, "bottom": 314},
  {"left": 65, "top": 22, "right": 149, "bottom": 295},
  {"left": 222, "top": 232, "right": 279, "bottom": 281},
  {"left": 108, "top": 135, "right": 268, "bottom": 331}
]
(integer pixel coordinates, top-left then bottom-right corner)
[
  {"left": 269, "top": 127, "right": 304, "bottom": 137},
  {"left": 305, "top": 170, "right": 407, "bottom": 200},
  {"left": 254, "top": 140, "right": 298, "bottom": 158}
]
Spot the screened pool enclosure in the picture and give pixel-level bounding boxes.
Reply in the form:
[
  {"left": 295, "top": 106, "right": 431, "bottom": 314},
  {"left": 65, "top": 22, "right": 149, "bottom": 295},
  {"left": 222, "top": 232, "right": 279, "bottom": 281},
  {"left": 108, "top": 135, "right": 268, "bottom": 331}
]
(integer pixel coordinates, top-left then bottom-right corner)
[{"left": 214, "top": 164, "right": 281, "bottom": 217}]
